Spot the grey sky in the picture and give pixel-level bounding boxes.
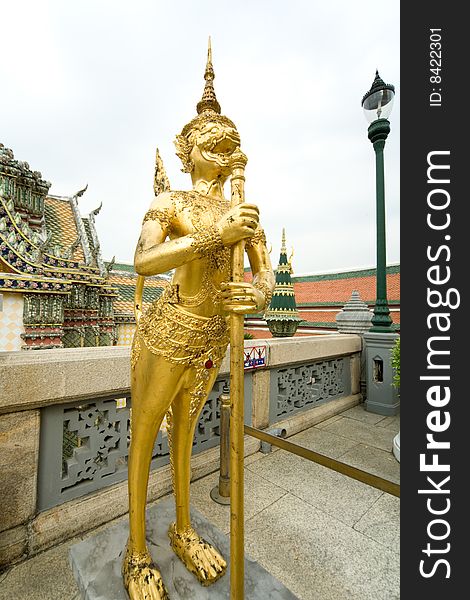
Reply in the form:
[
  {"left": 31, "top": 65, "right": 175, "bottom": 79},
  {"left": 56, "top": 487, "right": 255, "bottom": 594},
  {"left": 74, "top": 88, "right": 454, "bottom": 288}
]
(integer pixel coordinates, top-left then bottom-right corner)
[{"left": 1, "top": 0, "right": 399, "bottom": 274}]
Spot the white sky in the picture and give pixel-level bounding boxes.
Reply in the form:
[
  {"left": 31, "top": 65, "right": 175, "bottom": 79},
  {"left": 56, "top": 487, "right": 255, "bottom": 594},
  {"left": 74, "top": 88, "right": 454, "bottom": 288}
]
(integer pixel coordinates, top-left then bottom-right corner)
[{"left": 1, "top": 0, "right": 399, "bottom": 274}]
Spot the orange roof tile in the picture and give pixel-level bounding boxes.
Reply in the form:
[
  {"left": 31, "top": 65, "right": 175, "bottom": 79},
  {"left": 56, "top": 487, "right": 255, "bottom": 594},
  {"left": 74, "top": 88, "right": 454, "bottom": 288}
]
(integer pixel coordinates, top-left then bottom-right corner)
[
  {"left": 298, "top": 310, "right": 338, "bottom": 323},
  {"left": 244, "top": 328, "right": 272, "bottom": 340},
  {"left": 297, "top": 308, "right": 400, "bottom": 326},
  {"left": 44, "top": 196, "right": 84, "bottom": 262},
  {"left": 293, "top": 273, "right": 400, "bottom": 304}
]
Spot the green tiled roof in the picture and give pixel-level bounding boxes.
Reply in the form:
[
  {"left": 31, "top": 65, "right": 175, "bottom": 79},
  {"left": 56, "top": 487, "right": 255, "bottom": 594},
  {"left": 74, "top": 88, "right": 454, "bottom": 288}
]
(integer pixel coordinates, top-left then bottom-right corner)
[
  {"left": 104, "top": 261, "right": 173, "bottom": 279},
  {"left": 295, "top": 299, "right": 400, "bottom": 307},
  {"left": 299, "top": 320, "right": 400, "bottom": 331},
  {"left": 43, "top": 202, "right": 61, "bottom": 247},
  {"left": 114, "top": 283, "right": 163, "bottom": 303},
  {"left": 106, "top": 261, "right": 136, "bottom": 273},
  {"left": 293, "top": 265, "right": 400, "bottom": 283}
]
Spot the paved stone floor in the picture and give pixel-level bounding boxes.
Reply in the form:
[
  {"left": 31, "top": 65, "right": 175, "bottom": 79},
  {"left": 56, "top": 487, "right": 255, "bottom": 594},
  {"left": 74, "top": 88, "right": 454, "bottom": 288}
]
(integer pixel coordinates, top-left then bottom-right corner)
[{"left": 0, "top": 404, "right": 400, "bottom": 600}]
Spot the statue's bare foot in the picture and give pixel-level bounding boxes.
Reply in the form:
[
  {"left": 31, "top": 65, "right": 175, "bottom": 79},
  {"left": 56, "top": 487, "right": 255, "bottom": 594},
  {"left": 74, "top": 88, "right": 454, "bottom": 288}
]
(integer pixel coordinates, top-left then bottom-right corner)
[
  {"left": 122, "top": 546, "right": 169, "bottom": 600},
  {"left": 168, "top": 522, "right": 227, "bottom": 586}
]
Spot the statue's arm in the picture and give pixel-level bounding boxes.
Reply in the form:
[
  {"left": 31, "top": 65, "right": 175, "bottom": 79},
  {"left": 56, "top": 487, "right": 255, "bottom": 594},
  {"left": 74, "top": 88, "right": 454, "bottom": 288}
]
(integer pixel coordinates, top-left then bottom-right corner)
[
  {"left": 246, "top": 228, "right": 275, "bottom": 311},
  {"left": 134, "top": 192, "right": 204, "bottom": 276},
  {"left": 135, "top": 194, "right": 260, "bottom": 277}
]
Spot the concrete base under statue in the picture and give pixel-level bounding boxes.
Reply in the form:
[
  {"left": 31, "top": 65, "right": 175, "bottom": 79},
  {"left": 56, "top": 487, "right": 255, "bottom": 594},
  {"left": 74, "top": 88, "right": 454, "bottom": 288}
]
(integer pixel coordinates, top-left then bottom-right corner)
[{"left": 69, "top": 496, "right": 298, "bottom": 600}]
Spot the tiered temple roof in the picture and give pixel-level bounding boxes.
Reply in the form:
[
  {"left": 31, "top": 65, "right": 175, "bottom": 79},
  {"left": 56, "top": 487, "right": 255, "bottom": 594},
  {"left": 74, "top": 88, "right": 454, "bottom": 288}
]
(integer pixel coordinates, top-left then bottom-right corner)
[{"left": 0, "top": 143, "right": 117, "bottom": 349}]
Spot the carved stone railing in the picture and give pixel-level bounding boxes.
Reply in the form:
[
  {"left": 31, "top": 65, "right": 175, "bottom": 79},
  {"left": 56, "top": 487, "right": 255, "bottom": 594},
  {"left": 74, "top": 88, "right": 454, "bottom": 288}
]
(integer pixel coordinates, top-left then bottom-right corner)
[
  {"left": 0, "top": 334, "right": 361, "bottom": 567},
  {"left": 38, "top": 374, "right": 252, "bottom": 511},
  {"left": 272, "top": 357, "right": 348, "bottom": 421}
]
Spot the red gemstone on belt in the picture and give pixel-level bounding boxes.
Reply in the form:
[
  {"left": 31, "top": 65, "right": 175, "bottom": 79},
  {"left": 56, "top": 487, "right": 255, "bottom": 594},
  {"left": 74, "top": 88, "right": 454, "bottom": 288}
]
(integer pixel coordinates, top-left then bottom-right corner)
[{"left": 205, "top": 359, "right": 213, "bottom": 369}]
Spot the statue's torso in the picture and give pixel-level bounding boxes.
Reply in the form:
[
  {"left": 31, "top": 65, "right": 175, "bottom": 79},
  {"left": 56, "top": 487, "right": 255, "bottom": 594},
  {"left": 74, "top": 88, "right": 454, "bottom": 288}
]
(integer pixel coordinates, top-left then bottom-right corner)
[
  {"left": 132, "top": 190, "right": 231, "bottom": 374},
  {"left": 168, "top": 190, "right": 231, "bottom": 318}
]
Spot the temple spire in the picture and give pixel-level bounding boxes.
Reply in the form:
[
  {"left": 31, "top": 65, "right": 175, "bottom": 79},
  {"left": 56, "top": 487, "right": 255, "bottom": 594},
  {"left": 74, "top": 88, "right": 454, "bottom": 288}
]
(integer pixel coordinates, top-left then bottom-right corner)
[
  {"left": 196, "top": 36, "right": 221, "bottom": 115},
  {"left": 265, "top": 229, "right": 302, "bottom": 337},
  {"left": 281, "top": 227, "right": 287, "bottom": 253}
]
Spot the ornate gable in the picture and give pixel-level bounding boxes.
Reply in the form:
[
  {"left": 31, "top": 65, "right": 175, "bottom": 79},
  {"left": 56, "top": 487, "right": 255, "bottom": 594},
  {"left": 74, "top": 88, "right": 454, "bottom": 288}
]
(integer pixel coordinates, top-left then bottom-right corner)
[{"left": 0, "top": 143, "right": 117, "bottom": 349}]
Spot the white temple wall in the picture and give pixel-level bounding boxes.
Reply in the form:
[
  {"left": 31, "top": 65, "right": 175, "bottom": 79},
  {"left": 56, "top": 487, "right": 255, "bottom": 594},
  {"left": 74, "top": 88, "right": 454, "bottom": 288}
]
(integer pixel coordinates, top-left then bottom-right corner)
[{"left": 0, "top": 292, "right": 24, "bottom": 352}]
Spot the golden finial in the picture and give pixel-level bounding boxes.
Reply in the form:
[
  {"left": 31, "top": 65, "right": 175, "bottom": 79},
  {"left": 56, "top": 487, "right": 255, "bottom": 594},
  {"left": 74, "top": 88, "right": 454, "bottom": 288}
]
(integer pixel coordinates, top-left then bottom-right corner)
[
  {"left": 196, "top": 36, "right": 221, "bottom": 115},
  {"left": 281, "top": 228, "right": 287, "bottom": 253}
]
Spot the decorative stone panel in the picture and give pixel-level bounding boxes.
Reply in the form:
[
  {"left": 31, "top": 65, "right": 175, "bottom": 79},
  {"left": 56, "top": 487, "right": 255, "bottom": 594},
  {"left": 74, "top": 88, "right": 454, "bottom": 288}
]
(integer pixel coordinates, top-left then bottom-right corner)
[
  {"left": 270, "top": 357, "right": 351, "bottom": 421},
  {"left": 38, "top": 376, "right": 252, "bottom": 510}
]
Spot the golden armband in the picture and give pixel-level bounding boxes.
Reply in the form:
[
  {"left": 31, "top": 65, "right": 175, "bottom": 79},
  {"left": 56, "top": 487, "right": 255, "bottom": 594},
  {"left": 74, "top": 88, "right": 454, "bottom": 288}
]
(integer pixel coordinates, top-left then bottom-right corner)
[
  {"left": 143, "top": 207, "right": 173, "bottom": 230},
  {"left": 254, "top": 281, "right": 273, "bottom": 310},
  {"left": 191, "top": 226, "right": 225, "bottom": 257}
]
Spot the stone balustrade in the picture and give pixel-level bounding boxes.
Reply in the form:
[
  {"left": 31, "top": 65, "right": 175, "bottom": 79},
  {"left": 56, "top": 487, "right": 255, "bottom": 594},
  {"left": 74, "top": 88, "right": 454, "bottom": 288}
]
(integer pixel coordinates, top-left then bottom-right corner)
[{"left": 0, "top": 334, "right": 361, "bottom": 568}]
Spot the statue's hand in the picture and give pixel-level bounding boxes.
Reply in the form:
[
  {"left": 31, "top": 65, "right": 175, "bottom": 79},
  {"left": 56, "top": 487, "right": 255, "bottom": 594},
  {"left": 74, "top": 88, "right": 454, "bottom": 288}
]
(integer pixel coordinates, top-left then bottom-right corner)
[
  {"left": 217, "top": 203, "right": 259, "bottom": 246},
  {"left": 220, "top": 282, "right": 264, "bottom": 315}
]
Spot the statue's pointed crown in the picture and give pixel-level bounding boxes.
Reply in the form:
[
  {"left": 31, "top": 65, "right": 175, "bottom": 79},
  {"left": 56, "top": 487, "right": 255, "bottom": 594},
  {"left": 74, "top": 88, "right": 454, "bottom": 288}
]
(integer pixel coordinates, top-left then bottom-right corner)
[
  {"left": 196, "top": 37, "right": 221, "bottom": 115},
  {"left": 180, "top": 38, "right": 237, "bottom": 138}
]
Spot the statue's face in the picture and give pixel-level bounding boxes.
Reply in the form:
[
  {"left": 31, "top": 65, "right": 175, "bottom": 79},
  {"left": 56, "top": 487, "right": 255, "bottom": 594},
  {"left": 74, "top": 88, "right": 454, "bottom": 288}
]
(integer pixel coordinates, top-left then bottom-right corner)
[{"left": 191, "top": 121, "right": 241, "bottom": 176}]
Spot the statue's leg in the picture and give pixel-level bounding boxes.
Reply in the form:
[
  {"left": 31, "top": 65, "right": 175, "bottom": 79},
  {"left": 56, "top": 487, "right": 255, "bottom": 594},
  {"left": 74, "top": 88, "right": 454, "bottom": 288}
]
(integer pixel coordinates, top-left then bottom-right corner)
[
  {"left": 167, "top": 366, "right": 227, "bottom": 585},
  {"left": 123, "top": 342, "right": 186, "bottom": 600}
]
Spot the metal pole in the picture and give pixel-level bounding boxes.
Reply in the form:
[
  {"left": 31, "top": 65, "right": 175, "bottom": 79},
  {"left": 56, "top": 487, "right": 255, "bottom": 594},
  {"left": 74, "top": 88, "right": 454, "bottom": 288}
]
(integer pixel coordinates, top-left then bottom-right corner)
[
  {"left": 368, "top": 118, "right": 393, "bottom": 332},
  {"left": 229, "top": 149, "right": 248, "bottom": 600},
  {"left": 210, "top": 385, "right": 231, "bottom": 505},
  {"left": 244, "top": 425, "right": 400, "bottom": 497}
]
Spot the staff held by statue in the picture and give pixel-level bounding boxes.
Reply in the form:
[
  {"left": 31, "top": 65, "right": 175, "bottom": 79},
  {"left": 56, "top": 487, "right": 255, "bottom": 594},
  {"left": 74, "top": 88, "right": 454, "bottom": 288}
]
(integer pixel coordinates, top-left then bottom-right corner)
[{"left": 229, "top": 147, "right": 248, "bottom": 599}]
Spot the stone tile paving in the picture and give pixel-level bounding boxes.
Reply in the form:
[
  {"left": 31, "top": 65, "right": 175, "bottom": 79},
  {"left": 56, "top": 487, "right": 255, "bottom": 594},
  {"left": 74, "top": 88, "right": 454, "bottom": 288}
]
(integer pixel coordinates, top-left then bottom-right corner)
[
  {"left": 321, "top": 416, "right": 396, "bottom": 452},
  {"left": 246, "top": 450, "right": 383, "bottom": 527},
  {"left": 245, "top": 493, "right": 399, "bottom": 600},
  {"left": 190, "top": 469, "right": 288, "bottom": 535},
  {"left": 0, "top": 536, "right": 81, "bottom": 600},
  {"left": 314, "top": 414, "right": 342, "bottom": 429},
  {"left": 376, "top": 415, "right": 401, "bottom": 433},
  {"left": 354, "top": 493, "right": 400, "bottom": 554},
  {"left": 196, "top": 403, "right": 400, "bottom": 599},
  {"left": 0, "top": 404, "right": 399, "bottom": 600},
  {"left": 340, "top": 404, "right": 388, "bottom": 426},
  {"left": 338, "top": 443, "right": 400, "bottom": 484},
  {"left": 289, "top": 426, "right": 360, "bottom": 459}
]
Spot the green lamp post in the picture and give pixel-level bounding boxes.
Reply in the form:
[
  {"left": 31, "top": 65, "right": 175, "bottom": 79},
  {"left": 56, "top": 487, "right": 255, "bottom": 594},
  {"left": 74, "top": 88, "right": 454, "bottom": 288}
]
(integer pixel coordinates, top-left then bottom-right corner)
[{"left": 362, "top": 70, "right": 395, "bottom": 332}]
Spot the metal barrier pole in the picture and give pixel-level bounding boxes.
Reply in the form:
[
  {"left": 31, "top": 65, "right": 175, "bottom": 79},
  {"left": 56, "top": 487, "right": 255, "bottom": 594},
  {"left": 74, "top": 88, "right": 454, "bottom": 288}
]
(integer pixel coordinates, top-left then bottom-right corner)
[
  {"left": 244, "top": 425, "right": 400, "bottom": 498},
  {"left": 210, "top": 384, "right": 231, "bottom": 505}
]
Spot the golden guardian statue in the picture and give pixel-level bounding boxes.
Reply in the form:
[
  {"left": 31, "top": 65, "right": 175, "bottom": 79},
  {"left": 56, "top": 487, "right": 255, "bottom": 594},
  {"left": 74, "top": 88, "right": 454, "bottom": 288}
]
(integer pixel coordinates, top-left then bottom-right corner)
[{"left": 123, "top": 40, "right": 274, "bottom": 599}]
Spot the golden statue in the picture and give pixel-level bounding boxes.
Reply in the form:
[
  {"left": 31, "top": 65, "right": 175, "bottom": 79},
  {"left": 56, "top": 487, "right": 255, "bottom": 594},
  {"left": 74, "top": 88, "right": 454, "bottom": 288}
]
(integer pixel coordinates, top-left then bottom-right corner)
[{"left": 123, "top": 39, "right": 275, "bottom": 599}]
